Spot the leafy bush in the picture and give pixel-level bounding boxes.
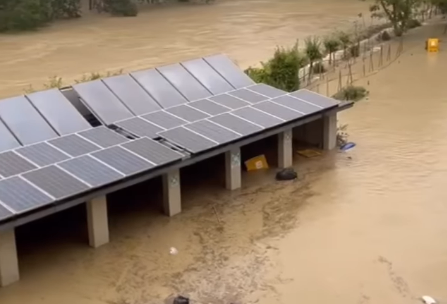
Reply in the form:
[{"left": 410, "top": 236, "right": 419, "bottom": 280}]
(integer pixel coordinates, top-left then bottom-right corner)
[
  {"left": 407, "top": 19, "right": 421, "bottom": 29},
  {"left": 312, "top": 61, "right": 326, "bottom": 74},
  {"left": 380, "top": 30, "right": 391, "bottom": 41},
  {"left": 245, "top": 43, "right": 307, "bottom": 92},
  {"left": 104, "top": 0, "right": 138, "bottom": 16},
  {"left": 333, "top": 85, "right": 368, "bottom": 102},
  {"left": 349, "top": 44, "right": 360, "bottom": 58},
  {"left": 0, "top": 0, "right": 81, "bottom": 32}
]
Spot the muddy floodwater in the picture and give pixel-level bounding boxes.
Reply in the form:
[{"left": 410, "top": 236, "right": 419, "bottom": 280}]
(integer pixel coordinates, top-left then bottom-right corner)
[
  {"left": 1, "top": 2, "right": 447, "bottom": 304},
  {"left": 0, "top": 0, "right": 369, "bottom": 97}
]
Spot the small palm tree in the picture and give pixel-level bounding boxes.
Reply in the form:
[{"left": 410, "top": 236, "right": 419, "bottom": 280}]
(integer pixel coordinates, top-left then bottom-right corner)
[
  {"left": 323, "top": 36, "right": 340, "bottom": 66},
  {"left": 304, "top": 36, "right": 323, "bottom": 81},
  {"left": 337, "top": 31, "right": 351, "bottom": 59}
]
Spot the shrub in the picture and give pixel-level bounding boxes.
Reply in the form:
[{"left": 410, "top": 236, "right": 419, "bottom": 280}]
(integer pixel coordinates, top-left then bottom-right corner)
[
  {"left": 312, "top": 61, "right": 326, "bottom": 74},
  {"left": 104, "top": 0, "right": 138, "bottom": 16},
  {"left": 381, "top": 30, "right": 391, "bottom": 41},
  {"left": 245, "top": 43, "right": 307, "bottom": 92},
  {"left": 333, "top": 85, "right": 368, "bottom": 101},
  {"left": 407, "top": 19, "right": 422, "bottom": 29},
  {"left": 349, "top": 44, "right": 360, "bottom": 58}
]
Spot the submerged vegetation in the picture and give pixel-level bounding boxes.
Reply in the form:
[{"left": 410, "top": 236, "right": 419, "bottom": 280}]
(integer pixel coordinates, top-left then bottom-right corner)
[{"left": 0, "top": 0, "right": 212, "bottom": 32}]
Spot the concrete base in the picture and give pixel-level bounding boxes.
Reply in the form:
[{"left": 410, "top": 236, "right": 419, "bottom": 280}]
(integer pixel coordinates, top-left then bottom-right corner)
[
  {"left": 278, "top": 129, "right": 293, "bottom": 168},
  {"left": 225, "top": 148, "right": 241, "bottom": 190},
  {"left": 323, "top": 113, "right": 337, "bottom": 150},
  {"left": 162, "top": 170, "right": 181, "bottom": 217},
  {"left": 0, "top": 229, "right": 19, "bottom": 287},
  {"left": 86, "top": 196, "right": 109, "bottom": 248}
]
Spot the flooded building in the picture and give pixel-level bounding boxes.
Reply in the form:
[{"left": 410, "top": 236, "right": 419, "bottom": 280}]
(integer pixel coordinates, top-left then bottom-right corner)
[{"left": 0, "top": 55, "right": 351, "bottom": 287}]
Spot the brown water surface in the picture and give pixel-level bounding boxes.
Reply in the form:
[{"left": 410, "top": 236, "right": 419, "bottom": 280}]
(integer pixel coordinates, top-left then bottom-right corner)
[{"left": 0, "top": 0, "right": 368, "bottom": 97}]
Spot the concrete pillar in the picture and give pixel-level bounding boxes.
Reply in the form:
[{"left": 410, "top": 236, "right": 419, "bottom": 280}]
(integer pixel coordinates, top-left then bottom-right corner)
[
  {"left": 278, "top": 129, "right": 293, "bottom": 168},
  {"left": 86, "top": 196, "right": 109, "bottom": 248},
  {"left": 225, "top": 148, "right": 241, "bottom": 190},
  {"left": 0, "top": 229, "right": 19, "bottom": 287},
  {"left": 323, "top": 113, "right": 338, "bottom": 150},
  {"left": 162, "top": 169, "right": 181, "bottom": 217}
]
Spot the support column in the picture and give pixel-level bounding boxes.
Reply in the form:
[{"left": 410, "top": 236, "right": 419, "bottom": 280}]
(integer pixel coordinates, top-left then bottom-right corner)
[
  {"left": 162, "top": 169, "right": 181, "bottom": 217},
  {"left": 86, "top": 196, "right": 109, "bottom": 248},
  {"left": 0, "top": 229, "right": 19, "bottom": 287},
  {"left": 323, "top": 113, "right": 337, "bottom": 150},
  {"left": 225, "top": 148, "right": 241, "bottom": 190},
  {"left": 278, "top": 129, "right": 293, "bottom": 168}
]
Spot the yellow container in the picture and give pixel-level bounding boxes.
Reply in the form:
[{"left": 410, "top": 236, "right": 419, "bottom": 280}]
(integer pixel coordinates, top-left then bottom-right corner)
[
  {"left": 244, "top": 155, "right": 269, "bottom": 171},
  {"left": 427, "top": 38, "right": 439, "bottom": 52}
]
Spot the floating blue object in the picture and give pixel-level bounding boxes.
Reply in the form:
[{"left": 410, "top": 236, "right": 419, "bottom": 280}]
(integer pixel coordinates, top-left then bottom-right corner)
[{"left": 340, "top": 142, "right": 356, "bottom": 151}]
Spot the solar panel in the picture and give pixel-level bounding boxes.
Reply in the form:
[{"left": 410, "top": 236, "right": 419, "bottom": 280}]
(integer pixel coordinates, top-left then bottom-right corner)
[
  {"left": 115, "top": 117, "right": 164, "bottom": 139},
  {"left": 158, "top": 126, "right": 218, "bottom": 153},
  {"left": 184, "top": 120, "right": 240, "bottom": 144},
  {"left": 0, "top": 203, "right": 13, "bottom": 221},
  {"left": 48, "top": 134, "right": 101, "bottom": 157},
  {"left": 22, "top": 166, "right": 90, "bottom": 199},
  {"left": 15, "top": 142, "right": 70, "bottom": 167},
  {"left": 78, "top": 127, "right": 129, "bottom": 148},
  {"left": 188, "top": 99, "right": 230, "bottom": 116},
  {"left": 247, "top": 84, "right": 286, "bottom": 98},
  {"left": 165, "top": 105, "right": 210, "bottom": 122},
  {"left": 58, "top": 155, "right": 124, "bottom": 187},
  {"left": 156, "top": 63, "right": 211, "bottom": 101},
  {"left": 0, "top": 177, "right": 54, "bottom": 213},
  {"left": 0, "top": 151, "right": 37, "bottom": 178},
  {"left": 122, "top": 137, "right": 184, "bottom": 165},
  {"left": 289, "top": 89, "right": 338, "bottom": 108},
  {"left": 0, "top": 119, "right": 20, "bottom": 153},
  {"left": 209, "top": 94, "right": 250, "bottom": 109},
  {"left": 232, "top": 107, "right": 284, "bottom": 128},
  {"left": 72, "top": 80, "right": 134, "bottom": 125},
  {"left": 91, "top": 146, "right": 155, "bottom": 175},
  {"left": 271, "top": 95, "right": 320, "bottom": 115},
  {"left": 141, "top": 111, "right": 187, "bottom": 129},
  {"left": 228, "top": 89, "right": 268, "bottom": 104},
  {"left": 209, "top": 113, "right": 263, "bottom": 136},
  {"left": 131, "top": 69, "right": 187, "bottom": 108},
  {"left": 203, "top": 54, "right": 254, "bottom": 89},
  {"left": 0, "top": 96, "right": 58, "bottom": 145},
  {"left": 102, "top": 74, "right": 162, "bottom": 115},
  {"left": 26, "top": 89, "right": 91, "bottom": 135},
  {"left": 181, "top": 59, "right": 234, "bottom": 94},
  {"left": 252, "top": 101, "right": 304, "bottom": 121}
]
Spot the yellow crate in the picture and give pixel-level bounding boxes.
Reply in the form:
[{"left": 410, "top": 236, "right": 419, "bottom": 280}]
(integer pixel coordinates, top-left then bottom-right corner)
[
  {"left": 244, "top": 155, "right": 269, "bottom": 171},
  {"left": 427, "top": 38, "right": 439, "bottom": 52}
]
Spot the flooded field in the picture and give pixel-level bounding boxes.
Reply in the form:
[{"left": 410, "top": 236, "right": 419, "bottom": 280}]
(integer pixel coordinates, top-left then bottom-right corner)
[
  {"left": 0, "top": 0, "right": 369, "bottom": 97},
  {"left": 1, "top": 1, "right": 447, "bottom": 304}
]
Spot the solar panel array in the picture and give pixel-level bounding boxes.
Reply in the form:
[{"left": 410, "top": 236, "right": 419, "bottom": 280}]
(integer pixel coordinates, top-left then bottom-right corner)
[
  {"left": 0, "top": 54, "right": 340, "bottom": 224},
  {"left": 0, "top": 127, "right": 184, "bottom": 221}
]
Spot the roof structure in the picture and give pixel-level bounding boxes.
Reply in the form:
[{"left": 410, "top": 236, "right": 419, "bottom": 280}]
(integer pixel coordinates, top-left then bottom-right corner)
[{"left": 0, "top": 54, "right": 344, "bottom": 226}]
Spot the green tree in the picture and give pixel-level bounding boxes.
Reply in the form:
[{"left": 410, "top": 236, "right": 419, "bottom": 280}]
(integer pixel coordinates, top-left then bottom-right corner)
[
  {"left": 304, "top": 36, "right": 323, "bottom": 81},
  {"left": 323, "top": 36, "right": 340, "bottom": 65},
  {"left": 337, "top": 31, "right": 352, "bottom": 59},
  {"left": 374, "top": 0, "right": 421, "bottom": 36}
]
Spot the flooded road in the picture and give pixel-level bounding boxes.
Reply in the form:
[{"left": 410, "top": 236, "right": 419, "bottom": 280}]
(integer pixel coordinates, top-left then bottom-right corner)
[
  {"left": 1, "top": 2, "right": 447, "bottom": 304},
  {"left": 0, "top": 0, "right": 368, "bottom": 97}
]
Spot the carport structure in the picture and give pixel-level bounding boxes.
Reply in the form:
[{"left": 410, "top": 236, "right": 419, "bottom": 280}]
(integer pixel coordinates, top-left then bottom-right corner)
[{"left": 0, "top": 54, "right": 352, "bottom": 287}]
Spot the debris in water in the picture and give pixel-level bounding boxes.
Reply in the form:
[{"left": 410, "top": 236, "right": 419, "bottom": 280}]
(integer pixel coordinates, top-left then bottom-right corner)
[
  {"left": 340, "top": 142, "right": 356, "bottom": 151},
  {"left": 169, "top": 247, "right": 178, "bottom": 255},
  {"left": 422, "top": 296, "right": 436, "bottom": 304},
  {"left": 276, "top": 168, "right": 297, "bottom": 181},
  {"left": 173, "top": 296, "right": 189, "bottom": 304}
]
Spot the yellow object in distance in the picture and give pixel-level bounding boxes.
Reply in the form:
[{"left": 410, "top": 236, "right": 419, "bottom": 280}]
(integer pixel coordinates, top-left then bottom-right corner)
[{"left": 245, "top": 155, "right": 269, "bottom": 171}]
